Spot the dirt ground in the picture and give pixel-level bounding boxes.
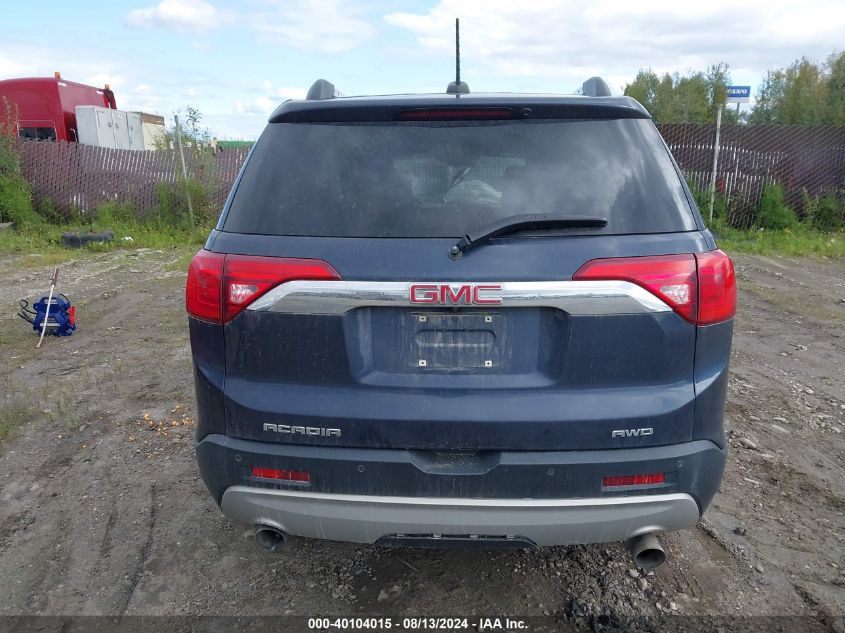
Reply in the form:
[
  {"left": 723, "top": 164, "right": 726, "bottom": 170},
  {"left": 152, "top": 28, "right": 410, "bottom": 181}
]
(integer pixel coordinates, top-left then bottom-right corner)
[{"left": 0, "top": 246, "right": 843, "bottom": 630}]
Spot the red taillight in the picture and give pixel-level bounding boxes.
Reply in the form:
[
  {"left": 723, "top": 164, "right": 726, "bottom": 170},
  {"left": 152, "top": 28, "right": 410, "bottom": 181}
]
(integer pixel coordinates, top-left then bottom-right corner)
[
  {"left": 186, "top": 250, "right": 225, "bottom": 323},
  {"left": 573, "top": 250, "right": 736, "bottom": 326},
  {"left": 222, "top": 254, "right": 340, "bottom": 322},
  {"left": 398, "top": 108, "right": 516, "bottom": 120},
  {"left": 602, "top": 473, "right": 665, "bottom": 487},
  {"left": 251, "top": 466, "right": 310, "bottom": 482},
  {"left": 696, "top": 250, "right": 736, "bottom": 325},
  {"left": 185, "top": 250, "right": 340, "bottom": 324},
  {"left": 574, "top": 254, "right": 698, "bottom": 322}
]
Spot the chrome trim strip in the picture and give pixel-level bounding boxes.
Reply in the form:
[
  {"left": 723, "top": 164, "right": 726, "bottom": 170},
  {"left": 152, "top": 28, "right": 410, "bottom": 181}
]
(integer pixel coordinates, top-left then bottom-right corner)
[
  {"left": 220, "top": 487, "right": 700, "bottom": 546},
  {"left": 227, "top": 488, "right": 689, "bottom": 508},
  {"left": 247, "top": 280, "right": 671, "bottom": 315}
]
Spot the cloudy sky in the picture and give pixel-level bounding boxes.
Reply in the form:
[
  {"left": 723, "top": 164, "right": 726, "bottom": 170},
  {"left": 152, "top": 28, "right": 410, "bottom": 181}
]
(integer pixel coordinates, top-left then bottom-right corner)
[{"left": 2, "top": 0, "right": 843, "bottom": 139}]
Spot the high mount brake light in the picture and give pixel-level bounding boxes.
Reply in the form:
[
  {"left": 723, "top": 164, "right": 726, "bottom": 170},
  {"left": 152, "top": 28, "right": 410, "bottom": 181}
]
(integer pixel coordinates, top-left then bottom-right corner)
[
  {"left": 573, "top": 250, "right": 735, "bottom": 326},
  {"left": 185, "top": 250, "right": 340, "bottom": 323},
  {"left": 398, "top": 108, "right": 516, "bottom": 121}
]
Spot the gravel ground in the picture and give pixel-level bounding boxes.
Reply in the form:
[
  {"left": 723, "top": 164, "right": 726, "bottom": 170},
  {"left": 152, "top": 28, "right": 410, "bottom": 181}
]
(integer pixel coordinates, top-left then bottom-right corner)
[{"left": 0, "top": 247, "right": 842, "bottom": 631}]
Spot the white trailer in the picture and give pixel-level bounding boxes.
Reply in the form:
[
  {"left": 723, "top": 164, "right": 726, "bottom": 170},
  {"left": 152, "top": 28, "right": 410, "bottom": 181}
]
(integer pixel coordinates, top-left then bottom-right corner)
[{"left": 75, "top": 106, "right": 145, "bottom": 150}]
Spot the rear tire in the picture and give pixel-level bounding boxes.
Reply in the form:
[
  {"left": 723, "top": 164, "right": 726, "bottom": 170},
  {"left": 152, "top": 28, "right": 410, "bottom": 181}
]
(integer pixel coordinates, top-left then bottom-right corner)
[{"left": 61, "top": 230, "right": 114, "bottom": 248}]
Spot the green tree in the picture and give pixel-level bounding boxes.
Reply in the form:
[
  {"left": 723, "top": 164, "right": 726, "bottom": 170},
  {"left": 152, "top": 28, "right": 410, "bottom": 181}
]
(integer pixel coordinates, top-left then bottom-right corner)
[
  {"left": 653, "top": 73, "right": 676, "bottom": 121},
  {"left": 825, "top": 51, "right": 845, "bottom": 125},
  {"left": 152, "top": 106, "right": 218, "bottom": 225},
  {"left": 781, "top": 58, "right": 827, "bottom": 124},
  {"left": 673, "top": 72, "right": 711, "bottom": 122},
  {"left": 624, "top": 63, "right": 733, "bottom": 123},
  {"left": 624, "top": 69, "right": 660, "bottom": 114},
  {"left": 749, "top": 52, "right": 845, "bottom": 125},
  {"left": 706, "top": 62, "right": 737, "bottom": 123},
  {"left": 627, "top": 52, "right": 845, "bottom": 126},
  {"left": 154, "top": 105, "right": 211, "bottom": 150},
  {"left": 748, "top": 70, "right": 786, "bottom": 124},
  {"left": 0, "top": 97, "right": 36, "bottom": 226}
]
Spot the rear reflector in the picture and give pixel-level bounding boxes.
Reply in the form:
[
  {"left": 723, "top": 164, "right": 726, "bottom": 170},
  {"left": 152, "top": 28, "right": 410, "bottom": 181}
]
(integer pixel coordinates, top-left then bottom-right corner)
[
  {"left": 186, "top": 250, "right": 340, "bottom": 323},
  {"left": 602, "top": 473, "right": 665, "bottom": 487},
  {"left": 251, "top": 467, "right": 310, "bottom": 482},
  {"left": 573, "top": 250, "right": 736, "bottom": 326},
  {"left": 398, "top": 108, "right": 516, "bottom": 120}
]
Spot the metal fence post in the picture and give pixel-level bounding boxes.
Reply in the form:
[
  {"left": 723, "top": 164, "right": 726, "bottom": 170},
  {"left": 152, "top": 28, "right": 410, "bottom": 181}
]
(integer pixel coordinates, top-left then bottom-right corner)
[
  {"left": 174, "top": 114, "right": 195, "bottom": 226},
  {"left": 707, "top": 105, "right": 723, "bottom": 223}
]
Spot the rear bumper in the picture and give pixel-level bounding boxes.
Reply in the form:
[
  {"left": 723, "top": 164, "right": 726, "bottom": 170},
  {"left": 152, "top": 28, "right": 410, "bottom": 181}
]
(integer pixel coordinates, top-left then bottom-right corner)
[
  {"left": 197, "top": 435, "right": 725, "bottom": 546},
  {"left": 221, "top": 487, "right": 699, "bottom": 546}
]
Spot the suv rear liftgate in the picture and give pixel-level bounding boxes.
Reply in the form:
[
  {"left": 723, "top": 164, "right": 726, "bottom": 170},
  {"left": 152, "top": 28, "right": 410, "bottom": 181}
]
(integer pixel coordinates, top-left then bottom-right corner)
[{"left": 189, "top": 77, "right": 735, "bottom": 566}]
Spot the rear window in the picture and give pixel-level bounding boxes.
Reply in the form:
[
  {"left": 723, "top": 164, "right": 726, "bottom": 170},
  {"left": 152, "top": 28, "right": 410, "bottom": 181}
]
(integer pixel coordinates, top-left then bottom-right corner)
[{"left": 223, "top": 119, "right": 696, "bottom": 237}]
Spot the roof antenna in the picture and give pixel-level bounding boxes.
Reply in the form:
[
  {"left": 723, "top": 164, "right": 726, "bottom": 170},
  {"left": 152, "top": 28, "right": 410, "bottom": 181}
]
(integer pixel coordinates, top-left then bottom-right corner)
[{"left": 446, "top": 18, "right": 469, "bottom": 95}]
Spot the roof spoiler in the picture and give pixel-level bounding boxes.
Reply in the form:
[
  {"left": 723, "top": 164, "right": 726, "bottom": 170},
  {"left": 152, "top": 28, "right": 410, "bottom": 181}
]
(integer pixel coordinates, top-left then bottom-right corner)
[
  {"left": 306, "top": 79, "right": 344, "bottom": 100},
  {"left": 581, "top": 77, "right": 612, "bottom": 97}
]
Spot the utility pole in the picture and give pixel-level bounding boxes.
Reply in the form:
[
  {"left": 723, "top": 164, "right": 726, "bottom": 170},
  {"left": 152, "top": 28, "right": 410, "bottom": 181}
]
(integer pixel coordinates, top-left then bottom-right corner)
[
  {"left": 174, "top": 114, "right": 195, "bottom": 226},
  {"left": 707, "top": 104, "right": 723, "bottom": 223}
]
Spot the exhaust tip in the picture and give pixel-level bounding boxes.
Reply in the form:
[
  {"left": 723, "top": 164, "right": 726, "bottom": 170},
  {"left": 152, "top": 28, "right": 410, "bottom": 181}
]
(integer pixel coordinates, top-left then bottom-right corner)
[
  {"left": 633, "top": 546, "right": 666, "bottom": 570},
  {"left": 256, "top": 526, "right": 287, "bottom": 551},
  {"left": 628, "top": 533, "right": 666, "bottom": 570}
]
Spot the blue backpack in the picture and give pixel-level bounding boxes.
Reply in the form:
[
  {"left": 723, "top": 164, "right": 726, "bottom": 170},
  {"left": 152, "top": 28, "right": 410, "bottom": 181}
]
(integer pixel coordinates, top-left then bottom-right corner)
[{"left": 18, "top": 294, "right": 77, "bottom": 337}]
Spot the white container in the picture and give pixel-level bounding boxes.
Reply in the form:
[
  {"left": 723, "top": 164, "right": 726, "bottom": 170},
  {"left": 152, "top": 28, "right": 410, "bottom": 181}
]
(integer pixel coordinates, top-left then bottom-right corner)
[
  {"left": 75, "top": 106, "right": 145, "bottom": 150},
  {"left": 136, "top": 112, "right": 166, "bottom": 150}
]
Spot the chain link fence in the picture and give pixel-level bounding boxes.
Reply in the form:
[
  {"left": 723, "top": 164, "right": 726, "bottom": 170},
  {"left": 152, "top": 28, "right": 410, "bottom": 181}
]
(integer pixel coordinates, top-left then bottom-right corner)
[
  {"left": 15, "top": 124, "right": 845, "bottom": 227},
  {"left": 658, "top": 123, "right": 845, "bottom": 228},
  {"left": 18, "top": 141, "right": 250, "bottom": 219}
]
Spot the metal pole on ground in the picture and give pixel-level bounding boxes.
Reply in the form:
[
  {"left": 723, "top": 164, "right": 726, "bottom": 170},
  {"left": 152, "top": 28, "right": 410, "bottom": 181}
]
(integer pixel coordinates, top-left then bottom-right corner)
[
  {"left": 707, "top": 104, "right": 723, "bottom": 223},
  {"left": 36, "top": 267, "right": 59, "bottom": 349}
]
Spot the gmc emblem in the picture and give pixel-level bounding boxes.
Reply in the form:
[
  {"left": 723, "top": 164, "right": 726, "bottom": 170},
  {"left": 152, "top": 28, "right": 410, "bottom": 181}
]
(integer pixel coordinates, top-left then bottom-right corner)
[{"left": 409, "top": 284, "right": 503, "bottom": 305}]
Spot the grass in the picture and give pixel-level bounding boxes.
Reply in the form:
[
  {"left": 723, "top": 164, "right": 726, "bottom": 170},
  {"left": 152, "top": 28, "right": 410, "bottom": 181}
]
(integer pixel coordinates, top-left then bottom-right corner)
[
  {"left": 4, "top": 217, "right": 844, "bottom": 262},
  {"left": 0, "top": 378, "right": 91, "bottom": 448},
  {"left": 0, "top": 401, "right": 32, "bottom": 444},
  {"left": 164, "top": 250, "right": 197, "bottom": 272},
  {"left": 712, "top": 224, "right": 845, "bottom": 257},
  {"left": 1, "top": 184, "right": 213, "bottom": 261},
  {"left": 0, "top": 216, "right": 211, "bottom": 263},
  {"left": 16, "top": 250, "right": 76, "bottom": 267},
  {"left": 3, "top": 187, "right": 844, "bottom": 266},
  {"left": 690, "top": 181, "right": 845, "bottom": 256}
]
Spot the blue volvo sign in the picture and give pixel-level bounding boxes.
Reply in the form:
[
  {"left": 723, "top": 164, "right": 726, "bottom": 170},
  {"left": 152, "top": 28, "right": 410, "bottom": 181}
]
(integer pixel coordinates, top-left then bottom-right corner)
[{"left": 726, "top": 86, "right": 751, "bottom": 103}]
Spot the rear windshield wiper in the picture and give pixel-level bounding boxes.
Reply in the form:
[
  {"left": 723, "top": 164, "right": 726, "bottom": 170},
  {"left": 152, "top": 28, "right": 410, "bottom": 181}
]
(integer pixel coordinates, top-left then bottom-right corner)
[{"left": 449, "top": 213, "right": 608, "bottom": 259}]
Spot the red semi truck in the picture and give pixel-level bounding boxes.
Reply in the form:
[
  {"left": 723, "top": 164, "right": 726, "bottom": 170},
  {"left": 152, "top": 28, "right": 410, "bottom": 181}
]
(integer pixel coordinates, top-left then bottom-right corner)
[{"left": 0, "top": 72, "right": 117, "bottom": 142}]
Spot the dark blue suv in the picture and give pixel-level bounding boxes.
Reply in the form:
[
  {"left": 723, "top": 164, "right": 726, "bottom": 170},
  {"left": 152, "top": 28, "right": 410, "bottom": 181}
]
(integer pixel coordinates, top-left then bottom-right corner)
[{"left": 187, "top": 78, "right": 736, "bottom": 567}]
